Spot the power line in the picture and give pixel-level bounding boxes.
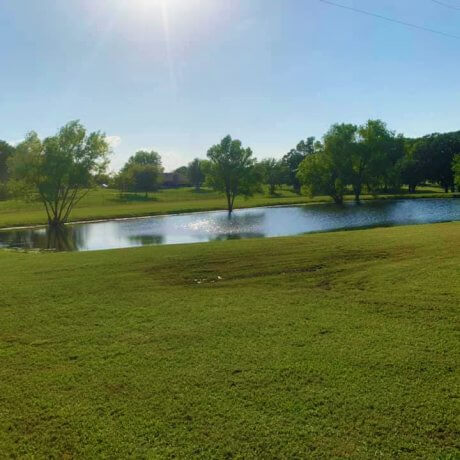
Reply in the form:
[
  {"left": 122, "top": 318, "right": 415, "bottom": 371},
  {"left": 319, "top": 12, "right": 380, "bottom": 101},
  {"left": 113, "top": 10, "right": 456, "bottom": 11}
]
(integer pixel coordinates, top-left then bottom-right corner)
[
  {"left": 431, "top": 0, "right": 460, "bottom": 11},
  {"left": 318, "top": 0, "right": 460, "bottom": 40}
]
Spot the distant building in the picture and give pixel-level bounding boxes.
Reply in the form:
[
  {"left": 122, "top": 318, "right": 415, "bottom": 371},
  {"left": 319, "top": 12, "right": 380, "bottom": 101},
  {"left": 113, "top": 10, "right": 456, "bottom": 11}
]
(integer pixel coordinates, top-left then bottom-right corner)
[{"left": 162, "top": 172, "right": 190, "bottom": 188}]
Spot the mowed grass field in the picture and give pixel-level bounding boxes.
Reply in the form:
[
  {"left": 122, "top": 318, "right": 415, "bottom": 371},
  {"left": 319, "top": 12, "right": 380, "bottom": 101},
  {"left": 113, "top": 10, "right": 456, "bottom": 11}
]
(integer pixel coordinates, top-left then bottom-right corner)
[
  {"left": 0, "top": 223, "right": 459, "bottom": 458},
  {"left": 0, "top": 185, "right": 454, "bottom": 229}
]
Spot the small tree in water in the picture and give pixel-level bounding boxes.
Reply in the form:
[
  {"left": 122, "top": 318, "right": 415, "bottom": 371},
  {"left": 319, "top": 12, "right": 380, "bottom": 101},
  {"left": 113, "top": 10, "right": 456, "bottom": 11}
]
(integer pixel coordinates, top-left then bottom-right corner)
[
  {"left": 205, "top": 135, "right": 260, "bottom": 213},
  {"left": 8, "top": 121, "right": 109, "bottom": 227}
]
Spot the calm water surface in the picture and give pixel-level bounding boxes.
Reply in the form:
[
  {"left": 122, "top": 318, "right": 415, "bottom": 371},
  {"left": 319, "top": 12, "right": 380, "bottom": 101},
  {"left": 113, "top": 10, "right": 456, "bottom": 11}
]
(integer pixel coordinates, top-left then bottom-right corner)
[{"left": 0, "top": 198, "right": 458, "bottom": 252}]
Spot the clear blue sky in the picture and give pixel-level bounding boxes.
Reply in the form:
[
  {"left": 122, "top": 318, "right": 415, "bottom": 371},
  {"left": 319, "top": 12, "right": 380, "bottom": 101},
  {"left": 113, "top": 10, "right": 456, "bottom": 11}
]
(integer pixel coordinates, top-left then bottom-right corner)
[{"left": 1, "top": 0, "right": 459, "bottom": 171}]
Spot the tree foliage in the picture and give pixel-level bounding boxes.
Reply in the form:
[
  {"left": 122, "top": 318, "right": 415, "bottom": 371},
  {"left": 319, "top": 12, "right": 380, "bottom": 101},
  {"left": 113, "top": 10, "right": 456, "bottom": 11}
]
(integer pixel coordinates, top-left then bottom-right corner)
[
  {"left": 409, "top": 132, "right": 459, "bottom": 192},
  {"left": 116, "top": 150, "right": 163, "bottom": 196},
  {"left": 187, "top": 158, "right": 206, "bottom": 191},
  {"left": 123, "top": 150, "right": 162, "bottom": 170},
  {"left": 351, "top": 120, "right": 403, "bottom": 200},
  {"left": 8, "top": 121, "right": 109, "bottom": 226},
  {"left": 453, "top": 154, "right": 460, "bottom": 190},
  {"left": 282, "top": 137, "right": 315, "bottom": 193},
  {"left": 298, "top": 124, "right": 356, "bottom": 204},
  {"left": 0, "top": 140, "right": 15, "bottom": 199},
  {"left": 205, "top": 135, "right": 260, "bottom": 213},
  {"left": 258, "top": 158, "right": 286, "bottom": 195}
]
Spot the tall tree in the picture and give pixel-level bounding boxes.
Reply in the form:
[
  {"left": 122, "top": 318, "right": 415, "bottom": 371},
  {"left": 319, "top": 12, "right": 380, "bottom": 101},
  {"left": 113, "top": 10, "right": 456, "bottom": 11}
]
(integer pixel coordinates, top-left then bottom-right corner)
[
  {"left": 282, "top": 137, "right": 315, "bottom": 193},
  {"left": 258, "top": 158, "right": 285, "bottom": 195},
  {"left": 122, "top": 164, "right": 162, "bottom": 196},
  {"left": 123, "top": 150, "right": 162, "bottom": 170},
  {"left": 205, "top": 135, "right": 260, "bottom": 213},
  {"left": 187, "top": 158, "right": 205, "bottom": 191},
  {"left": 453, "top": 154, "right": 460, "bottom": 191},
  {"left": 117, "top": 149, "right": 164, "bottom": 196},
  {"left": 297, "top": 124, "right": 356, "bottom": 204},
  {"left": 0, "top": 140, "right": 15, "bottom": 198},
  {"left": 411, "top": 132, "right": 460, "bottom": 192},
  {"left": 351, "top": 119, "right": 400, "bottom": 201},
  {"left": 0, "top": 140, "right": 15, "bottom": 182},
  {"left": 8, "top": 121, "right": 109, "bottom": 226}
]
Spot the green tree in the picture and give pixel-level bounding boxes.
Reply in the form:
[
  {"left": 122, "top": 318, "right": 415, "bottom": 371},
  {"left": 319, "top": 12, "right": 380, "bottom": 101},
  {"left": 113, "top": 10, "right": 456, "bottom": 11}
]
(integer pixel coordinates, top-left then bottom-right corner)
[
  {"left": 205, "top": 135, "right": 260, "bottom": 213},
  {"left": 404, "top": 131, "right": 459, "bottom": 192},
  {"left": 453, "top": 154, "right": 460, "bottom": 190},
  {"left": 131, "top": 164, "right": 162, "bottom": 196},
  {"left": 174, "top": 166, "right": 188, "bottom": 176},
  {"left": 0, "top": 140, "right": 15, "bottom": 182},
  {"left": 123, "top": 150, "right": 162, "bottom": 170},
  {"left": 282, "top": 137, "right": 315, "bottom": 194},
  {"left": 8, "top": 121, "right": 109, "bottom": 226},
  {"left": 298, "top": 124, "right": 356, "bottom": 204},
  {"left": 117, "top": 164, "right": 162, "bottom": 196},
  {"left": 258, "top": 158, "right": 285, "bottom": 195},
  {"left": 0, "top": 140, "right": 16, "bottom": 199},
  {"left": 351, "top": 119, "right": 400, "bottom": 201},
  {"left": 117, "top": 150, "right": 163, "bottom": 196},
  {"left": 187, "top": 158, "right": 205, "bottom": 191}
]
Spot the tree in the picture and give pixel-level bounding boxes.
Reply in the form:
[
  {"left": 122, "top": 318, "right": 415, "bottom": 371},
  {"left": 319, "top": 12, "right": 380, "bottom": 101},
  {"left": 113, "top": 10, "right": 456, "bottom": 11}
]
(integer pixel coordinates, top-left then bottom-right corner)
[
  {"left": 130, "top": 164, "right": 162, "bottom": 196},
  {"left": 8, "top": 121, "right": 109, "bottom": 226},
  {"left": 187, "top": 158, "right": 205, "bottom": 191},
  {"left": 123, "top": 150, "right": 162, "bottom": 170},
  {"left": 258, "top": 158, "right": 285, "bottom": 195},
  {"left": 453, "top": 154, "right": 460, "bottom": 191},
  {"left": 117, "top": 149, "right": 163, "bottom": 196},
  {"left": 297, "top": 124, "right": 356, "bottom": 204},
  {"left": 117, "top": 164, "right": 162, "bottom": 196},
  {"left": 409, "top": 131, "right": 460, "bottom": 192},
  {"left": 174, "top": 166, "right": 188, "bottom": 176},
  {"left": 398, "top": 153, "right": 423, "bottom": 193},
  {"left": 282, "top": 137, "right": 315, "bottom": 193},
  {"left": 351, "top": 119, "right": 400, "bottom": 201},
  {"left": 205, "top": 135, "right": 260, "bottom": 213},
  {"left": 0, "top": 140, "right": 15, "bottom": 182},
  {"left": 0, "top": 140, "right": 15, "bottom": 199}
]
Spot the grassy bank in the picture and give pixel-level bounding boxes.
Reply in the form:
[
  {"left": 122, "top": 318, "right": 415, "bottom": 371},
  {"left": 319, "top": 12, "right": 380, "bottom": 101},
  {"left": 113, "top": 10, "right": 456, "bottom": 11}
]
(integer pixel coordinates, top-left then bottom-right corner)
[
  {"left": 1, "top": 223, "right": 459, "bottom": 457},
  {"left": 0, "top": 185, "right": 455, "bottom": 229}
]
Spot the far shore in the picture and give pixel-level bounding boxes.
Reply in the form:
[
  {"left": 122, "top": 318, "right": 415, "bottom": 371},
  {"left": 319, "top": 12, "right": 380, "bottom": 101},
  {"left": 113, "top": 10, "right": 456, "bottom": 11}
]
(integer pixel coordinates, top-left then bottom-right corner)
[{"left": 0, "top": 187, "right": 456, "bottom": 231}]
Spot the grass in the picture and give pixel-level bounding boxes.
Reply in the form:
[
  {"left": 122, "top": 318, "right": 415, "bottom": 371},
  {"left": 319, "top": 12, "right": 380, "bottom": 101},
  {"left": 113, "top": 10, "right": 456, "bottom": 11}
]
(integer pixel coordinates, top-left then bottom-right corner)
[
  {"left": 0, "top": 222, "right": 459, "bottom": 458},
  {"left": 0, "top": 185, "right": 455, "bottom": 229}
]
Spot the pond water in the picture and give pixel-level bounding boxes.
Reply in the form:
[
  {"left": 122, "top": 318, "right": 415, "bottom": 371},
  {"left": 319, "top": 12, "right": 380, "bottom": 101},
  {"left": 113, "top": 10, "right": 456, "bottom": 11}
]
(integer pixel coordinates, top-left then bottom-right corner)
[{"left": 0, "top": 198, "right": 458, "bottom": 252}]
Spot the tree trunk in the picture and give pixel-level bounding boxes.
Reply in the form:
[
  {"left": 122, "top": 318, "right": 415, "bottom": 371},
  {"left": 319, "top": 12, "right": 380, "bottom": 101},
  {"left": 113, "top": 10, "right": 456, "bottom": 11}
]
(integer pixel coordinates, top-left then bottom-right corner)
[
  {"left": 270, "top": 184, "right": 275, "bottom": 195},
  {"left": 226, "top": 192, "right": 233, "bottom": 214},
  {"left": 353, "top": 184, "right": 361, "bottom": 203},
  {"left": 332, "top": 195, "right": 343, "bottom": 205}
]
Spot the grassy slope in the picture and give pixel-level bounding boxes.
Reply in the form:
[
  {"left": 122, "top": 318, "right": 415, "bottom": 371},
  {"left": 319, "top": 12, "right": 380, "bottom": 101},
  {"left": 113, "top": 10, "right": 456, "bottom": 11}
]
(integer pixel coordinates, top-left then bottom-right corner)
[
  {"left": 0, "top": 223, "right": 459, "bottom": 458},
  {"left": 0, "top": 185, "right": 454, "bottom": 228}
]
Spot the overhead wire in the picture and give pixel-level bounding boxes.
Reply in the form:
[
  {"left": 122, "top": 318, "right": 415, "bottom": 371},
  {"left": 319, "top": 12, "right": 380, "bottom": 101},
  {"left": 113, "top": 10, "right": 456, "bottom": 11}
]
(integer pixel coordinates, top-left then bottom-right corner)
[
  {"left": 430, "top": 0, "right": 460, "bottom": 11},
  {"left": 318, "top": 0, "right": 460, "bottom": 40}
]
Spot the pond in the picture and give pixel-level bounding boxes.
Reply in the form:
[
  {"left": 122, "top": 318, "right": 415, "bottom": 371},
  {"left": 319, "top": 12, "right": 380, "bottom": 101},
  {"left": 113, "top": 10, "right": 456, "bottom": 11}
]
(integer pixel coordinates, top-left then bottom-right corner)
[{"left": 0, "top": 198, "right": 458, "bottom": 252}]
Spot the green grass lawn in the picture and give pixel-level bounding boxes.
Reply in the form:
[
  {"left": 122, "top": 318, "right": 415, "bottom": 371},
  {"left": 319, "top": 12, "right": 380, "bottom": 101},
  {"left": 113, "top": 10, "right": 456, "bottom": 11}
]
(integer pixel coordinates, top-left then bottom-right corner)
[
  {"left": 0, "top": 185, "right": 454, "bottom": 229},
  {"left": 0, "top": 223, "right": 458, "bottom": 458}
]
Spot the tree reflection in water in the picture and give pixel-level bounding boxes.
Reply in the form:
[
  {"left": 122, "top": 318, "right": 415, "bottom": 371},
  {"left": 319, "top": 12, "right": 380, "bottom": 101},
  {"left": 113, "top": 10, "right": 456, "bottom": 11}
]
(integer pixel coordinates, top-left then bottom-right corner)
[
  {"left": 46, "top": 225, "right": 76, "bottom": 251},
  {"left": 127, "top": 235, "right": 164, "bottom": 245}
]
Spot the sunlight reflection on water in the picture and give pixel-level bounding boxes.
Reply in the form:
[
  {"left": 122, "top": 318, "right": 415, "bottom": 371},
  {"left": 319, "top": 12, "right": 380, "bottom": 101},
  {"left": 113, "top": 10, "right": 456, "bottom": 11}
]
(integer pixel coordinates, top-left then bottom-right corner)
[{"left": 0, "top": 199, "right": 458, "bottom": 252}]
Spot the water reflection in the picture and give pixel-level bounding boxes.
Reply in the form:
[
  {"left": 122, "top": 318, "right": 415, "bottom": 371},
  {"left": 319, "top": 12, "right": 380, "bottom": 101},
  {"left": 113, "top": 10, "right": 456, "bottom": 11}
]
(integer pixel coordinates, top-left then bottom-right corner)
[
  {"left": 127, "top": 235, "right": 164, "bottom": 245},
  {"left": 0, "top": 199, "right": 458, "bottom": 252}
]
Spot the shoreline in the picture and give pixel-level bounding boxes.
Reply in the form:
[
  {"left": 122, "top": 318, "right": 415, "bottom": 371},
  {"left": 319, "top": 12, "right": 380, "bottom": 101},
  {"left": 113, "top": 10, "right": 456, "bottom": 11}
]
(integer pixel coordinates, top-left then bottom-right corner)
[{"left": 0, "top": 193, "right": 457, "bottom": 232}]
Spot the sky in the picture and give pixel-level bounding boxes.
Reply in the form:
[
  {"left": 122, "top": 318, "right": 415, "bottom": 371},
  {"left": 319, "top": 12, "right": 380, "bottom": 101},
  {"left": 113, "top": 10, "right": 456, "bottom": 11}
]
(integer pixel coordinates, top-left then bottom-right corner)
[{"left": 0, "top": 0, "right": 459, "bottom": 172}]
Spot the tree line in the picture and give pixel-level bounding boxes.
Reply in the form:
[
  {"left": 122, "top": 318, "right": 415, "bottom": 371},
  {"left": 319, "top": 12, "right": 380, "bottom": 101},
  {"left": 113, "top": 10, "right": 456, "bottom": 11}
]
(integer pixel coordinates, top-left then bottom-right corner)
[{"left": 0, "top": 119, "right": 458, "bottom": 225}]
